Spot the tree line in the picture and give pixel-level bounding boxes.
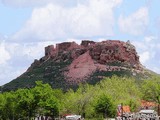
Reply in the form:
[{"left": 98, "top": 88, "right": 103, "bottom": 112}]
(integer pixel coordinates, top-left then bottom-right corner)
[{"left": 0, "top": 75, "right": 159, "bottom": 120}]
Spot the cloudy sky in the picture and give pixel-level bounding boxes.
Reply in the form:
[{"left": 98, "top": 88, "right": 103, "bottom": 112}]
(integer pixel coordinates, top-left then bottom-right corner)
[{"left": 0, "top": 0, "right": 160, "bottom": 85}]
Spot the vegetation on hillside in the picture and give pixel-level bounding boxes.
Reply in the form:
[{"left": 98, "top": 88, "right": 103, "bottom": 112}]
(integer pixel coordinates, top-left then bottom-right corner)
[
  {"left": 0, "top": 75, "right": 159, "bottom": 119},
  {"left": 2, "top": 61, "right": 150, "bottom": 92},
  {"left": 2, "top": 59, "right": 72, "bottom": 91}
]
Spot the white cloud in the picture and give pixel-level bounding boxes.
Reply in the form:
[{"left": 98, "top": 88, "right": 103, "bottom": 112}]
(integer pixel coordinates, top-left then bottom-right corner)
[
  {"left": 0, "top": 40, "right": 56, "bottom": 85},
  {"left": 0, "top": 41, "right": 11, "bottom": 64},
  {"left": 0, "top": 63, "right": 24, "bottom": 85},
  {"left": 157, "top": 44, "right": 160, "bottom": 49},
  {"left": 118, "top": 7, "right": 148, "bottom": 35},
  {"left": 1, "top": 0, "right": 49, "bottom": 7},
  {"left": 132, "top": 36, "right": 160, "bottom": 73},
  {"left": 0, "top": 0, "right": 73, "bottom": 7},
  {"left": 144, "top": 36, "right": 157, "bottom": 42},
  {"left": 152, "top": 67, "right": 160, "bottom": 74},
  {"left": 0, "top": 0, "right": 122, "bottom": 8},
  {"left": 12, "top": 0, "right": 122, "bottom": 42},
  {"left": 139, "top": 51, "right": 150, "bottom": 64},
  {"left": 0, "top": 39, "right": 84, "bottom": 85},
  {"left": 132, "top": 36, "right": 157, "bottom": 52}
]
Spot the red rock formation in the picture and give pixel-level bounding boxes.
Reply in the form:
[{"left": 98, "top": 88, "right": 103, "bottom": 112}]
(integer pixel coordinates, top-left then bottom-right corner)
[
  {"left": 89, "top": 40, "right": 140, "bottom": 67},
  {"left": 45, "top": 45, "right": 55, "bottom": 56},
  {"left": 81, "top": 40, "right": 95, "bottom": 47},
  {"left": 56, "top": 41, "right": 80, "bottom": 52},
  {"left": 43, "top": 40, "right": 141, "bottom": 83},
  {"left": 65, "top": 51, "right": 97, "bottom": 83},
  {"left": 44, "top": 40, "right": 140, "bottom": 67}
]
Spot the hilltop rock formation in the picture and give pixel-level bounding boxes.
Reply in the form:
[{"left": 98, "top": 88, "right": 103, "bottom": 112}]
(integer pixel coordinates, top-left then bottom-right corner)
[
  {"left": 28, "top": 40, "right": 142, "bottom": 84},
  {"left": 43, "top": 40, "right": 140, "bottom": 65},
  {"left": 3, "top": 40, "right": 147, "bottom": 91}
]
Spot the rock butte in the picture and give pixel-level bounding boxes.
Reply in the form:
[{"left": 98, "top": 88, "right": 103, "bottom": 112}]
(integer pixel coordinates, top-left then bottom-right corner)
[{"left": 29, "top": 40, "right": 142, "bottom": 84}]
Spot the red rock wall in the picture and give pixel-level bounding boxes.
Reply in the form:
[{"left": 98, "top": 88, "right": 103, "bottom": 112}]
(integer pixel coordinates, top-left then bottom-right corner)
[
  {"left": 89, "top": 40, "right": 139, "bottom": 67},
  {"left": 45, "top": 45, "right": 55, "bottom": 56},
  {"left": 81, "top": 40, "right": 95, "bottom": 47},
  {"left": 56, "top": 42, "right": 80, "bottom": 52},
  {"left": 44, "top": 40, "right": 140, "bottom": 68}
]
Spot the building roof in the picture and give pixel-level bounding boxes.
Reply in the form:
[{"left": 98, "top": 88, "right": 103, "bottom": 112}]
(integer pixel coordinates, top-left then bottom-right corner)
[
  {"left": 122, "top": 106, "right": 130, "bottom": 113},
  {"left": 141, "top": 100, "right": 157, "bottom": 107},
  {"left": 139, "top": 110, "right": 155, "bottom": 114}
]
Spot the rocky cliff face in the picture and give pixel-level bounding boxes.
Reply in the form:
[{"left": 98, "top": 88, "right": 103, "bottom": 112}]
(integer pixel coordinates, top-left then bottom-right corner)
[
  {"left": 29, "top": 40, "right": 142, "bottom": 84},
  {"left": 3, "top": 40, "right": 147, "bottom": 91},
  {"left": 42, "top": 40, "right": 140, "bottom": 65},
  {"left": 44, "top": 40, "right": 140, "bottom": 66}
]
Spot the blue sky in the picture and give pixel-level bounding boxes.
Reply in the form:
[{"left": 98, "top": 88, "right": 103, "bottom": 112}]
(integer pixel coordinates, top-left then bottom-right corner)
[{"left": 0, "top": 0, "right": 160, "bottom": 85}]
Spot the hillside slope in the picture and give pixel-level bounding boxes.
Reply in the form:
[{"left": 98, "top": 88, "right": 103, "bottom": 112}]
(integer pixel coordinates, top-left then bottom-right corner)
[{"left": 2, "top": 40, "right": 155, "bottom": 91}]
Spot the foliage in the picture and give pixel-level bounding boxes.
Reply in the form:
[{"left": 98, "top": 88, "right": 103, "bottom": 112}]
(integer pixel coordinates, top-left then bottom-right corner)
[
  {"left": 16, "top": 88, "right": 35, "bottom": 119},
  {"left": 2, "top": 57, "right": 151, "bottom": 92},
  {"left": 62, "top": 84, "right": 95, "bottom": 118},
  {"left": 95, "top": 76, "right": 141, "bottom": 111},
  {"left": 2, "top": 59, "right": 72, "bottom": 91},
  {"left": 32, "top": 81, "right": 60, "bottom": 117},
  {"left": 94, "top": 94, "right": 115, "bottom": 118},
  {"left": 141, "top": 76, "right": 160, "bottom": 104},
  {"left": 0, "top": 81, "right": 62, "bottom": 120},
  {"left": 0, "top": 75, "right": 159, "bottom": 119}
]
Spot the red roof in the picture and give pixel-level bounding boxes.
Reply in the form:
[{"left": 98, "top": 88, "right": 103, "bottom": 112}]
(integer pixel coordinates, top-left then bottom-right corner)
[
  {"left": 122, "top": 106, "right": 130, "bottom": 113},
  {"left": 141, "top": 100, "right": 157, "bottom": 107}
]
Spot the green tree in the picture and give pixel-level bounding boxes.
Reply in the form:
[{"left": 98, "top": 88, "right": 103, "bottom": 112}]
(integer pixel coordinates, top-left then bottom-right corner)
[
  {"left": 16, "top": 88, "right": 35, "bottom": 119},
  {"left": 94, "top": 94, "right": 115, "bottom": 118},
  {"left": 74, "top": 84, "right": 94, "bottom": 118},
  {"left": 0, "top": 81, "right": 62, "bottom": 119},
  {"left": 141, "top": 76, "right": 160, "bottom": 115},
  {"left": 32, "top": 81, "right": 60, "bottom": 118},
  {"left": 62, "top": 84, "right": 94, "bottom": 118},
  {"left": 2, "top": 92, "right": 18, "bottom": 120},
  {"left": 0, "top": 93, "right": 6, "bottom": 119},
  {"left": 96, "top": 76, "right": 141, "bottom": 111},
  {"left": 141, "top": 76, "right": 160, "bottom": 104}
]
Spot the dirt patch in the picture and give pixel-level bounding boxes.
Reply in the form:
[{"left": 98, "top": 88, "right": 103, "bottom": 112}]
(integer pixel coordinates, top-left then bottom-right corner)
[{"left": 65, "top": 51, "right": 97, "bottom": 83}]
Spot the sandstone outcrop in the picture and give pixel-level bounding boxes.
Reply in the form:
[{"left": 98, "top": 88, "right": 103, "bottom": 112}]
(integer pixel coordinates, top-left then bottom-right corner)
[
  {"left": 4, "top": 39, "right": 153, "bottom": 92},
  {"left": 44, "top": 40, "right": 140, "bottom": 66},
  {"left": 40, "top": 40, "right": 141, "bottom": 83}
]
